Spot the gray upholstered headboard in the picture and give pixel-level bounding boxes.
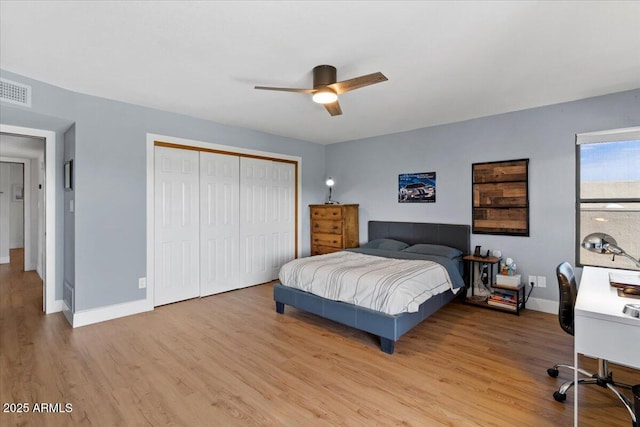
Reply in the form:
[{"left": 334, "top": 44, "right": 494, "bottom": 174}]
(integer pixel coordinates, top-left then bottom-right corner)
[{"left": 368, "top": 221, "right": 470, "bottom": 255}]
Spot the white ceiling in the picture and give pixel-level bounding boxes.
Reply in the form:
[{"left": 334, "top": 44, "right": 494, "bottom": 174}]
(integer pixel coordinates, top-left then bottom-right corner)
[{"left": 1, "top": 1, "right": 639, "bottom": 144}]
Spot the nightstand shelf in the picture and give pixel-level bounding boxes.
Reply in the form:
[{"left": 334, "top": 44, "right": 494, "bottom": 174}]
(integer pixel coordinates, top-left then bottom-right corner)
[{"left": 463, "top": 255, "right": 526, "bottom": 315}]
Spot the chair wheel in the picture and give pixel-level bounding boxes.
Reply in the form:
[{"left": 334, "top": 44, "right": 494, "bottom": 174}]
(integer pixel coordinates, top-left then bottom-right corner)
[
  {"left": 547, "top": 368, "right": 559, "bottom": 378},
  {"left": 553, "top": 391, "right": 566, "bottom": 402}
]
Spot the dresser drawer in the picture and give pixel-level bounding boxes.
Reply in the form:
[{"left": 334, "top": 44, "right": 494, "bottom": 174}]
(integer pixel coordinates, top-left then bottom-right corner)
[
  {"left": 311, "top": 206, "right": 343, "bottom": 220},
  {"left": 312, "top": 219, "right": 342, "bottom": 235},
  {"left": 311, "top": 245, "right": 340, "bottom": 256},
  {"left": 311, "top": 233, "right": 342, "bottom": 248}
]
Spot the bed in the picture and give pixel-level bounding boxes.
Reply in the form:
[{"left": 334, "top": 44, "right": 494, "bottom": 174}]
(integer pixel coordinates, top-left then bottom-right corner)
[{"left": 273, "top": 221, "right": 470, "bottom": 354}]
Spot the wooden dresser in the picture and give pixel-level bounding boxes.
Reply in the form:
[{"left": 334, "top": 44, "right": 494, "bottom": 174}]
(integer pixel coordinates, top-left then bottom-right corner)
[{"left": 310, "top": 204, "right": 359, "bottom": 255}]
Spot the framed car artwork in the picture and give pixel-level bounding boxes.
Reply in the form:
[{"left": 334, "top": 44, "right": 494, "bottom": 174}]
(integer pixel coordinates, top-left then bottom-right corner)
[{"left": 398, "top": 172, "right": 436, "bottom": 203}]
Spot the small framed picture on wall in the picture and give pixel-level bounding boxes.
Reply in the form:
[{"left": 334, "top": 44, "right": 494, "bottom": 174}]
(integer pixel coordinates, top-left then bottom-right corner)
[{"left": 398, "top": 172, "right": 436, "bottom": 203}]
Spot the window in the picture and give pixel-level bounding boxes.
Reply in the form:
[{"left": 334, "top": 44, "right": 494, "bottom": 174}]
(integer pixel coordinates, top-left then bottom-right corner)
[{"left": 576, "top": 127, "right": 640, "bottom": 271}]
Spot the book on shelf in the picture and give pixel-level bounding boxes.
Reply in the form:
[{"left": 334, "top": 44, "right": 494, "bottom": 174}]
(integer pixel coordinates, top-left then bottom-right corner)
[
  {"left": 487, "top": 291, "right": 521, "bottom": 310},
  {"left": 487, "top": 299, "right": 518, "bottom": 310},
  {"left": 489, "top": 291, "right": 518, "bottom": 303}
]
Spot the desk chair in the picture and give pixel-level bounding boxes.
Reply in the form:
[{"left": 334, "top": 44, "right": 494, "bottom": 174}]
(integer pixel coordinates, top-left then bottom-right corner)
[{"left": 547, "top": 262, "right": 635, "bottom": 420}]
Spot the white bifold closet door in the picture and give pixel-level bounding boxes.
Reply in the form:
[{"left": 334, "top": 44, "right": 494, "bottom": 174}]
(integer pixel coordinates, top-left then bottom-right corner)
[
  {"left": 240, "top": 157, "right": 295, "bottom": 286},
  {"left": 200, "top": 152, "right": 240, "bottom": 296},
  {"left": 154, "top": 146, "right": 295, "bottom": 306},
  {"left": 154, "top": 147, "right": 200, "bottom": 306}
]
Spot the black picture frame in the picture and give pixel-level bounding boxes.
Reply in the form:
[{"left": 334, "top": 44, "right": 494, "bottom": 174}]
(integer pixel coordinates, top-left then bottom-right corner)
[
  {"left": 64, "top": 160, "right": 73, "bottom": 191},
  {"left": 472, "top": 159, "right": 529, "bottom": 236}
]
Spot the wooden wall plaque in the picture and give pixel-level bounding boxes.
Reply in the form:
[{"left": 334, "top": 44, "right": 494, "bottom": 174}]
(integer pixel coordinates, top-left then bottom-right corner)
[{"left": 472, "top": 159, "right": 529, "bottom": 236}]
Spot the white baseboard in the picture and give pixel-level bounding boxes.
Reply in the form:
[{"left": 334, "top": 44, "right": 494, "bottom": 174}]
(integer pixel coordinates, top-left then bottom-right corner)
[
  {"left": 525, "top": 297, "right": 557, "bottom": 314},
  {"left": 0, "top": 256, "right": 9, "bottom": 264},
  {"left": 72, "top": 298, "right": 154, "bottom": 328},
  {"left": 46, "top": 299, "right": 64, "bottom": 314},
  {"left": 62, "top": 301, "right": 73, "bottom": 326}
]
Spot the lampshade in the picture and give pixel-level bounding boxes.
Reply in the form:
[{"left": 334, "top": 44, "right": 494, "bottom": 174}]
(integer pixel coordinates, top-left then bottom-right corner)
[
  {"left": 313, "top": 88, "right": 338, "bottom": 104},
  {"left": 325, "top": 177, "right": 335, "bottom": 187},
  {"left": 582, "top": 232, "right": 621, "bottom": 254},
  {"left": 582, "top": 232, "right": 640, "bottom": 268}
]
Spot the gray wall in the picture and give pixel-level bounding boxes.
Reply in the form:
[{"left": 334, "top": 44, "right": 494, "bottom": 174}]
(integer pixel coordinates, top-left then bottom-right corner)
[
  {"left": 326, "top": 89, "right": 640, "bottom": 303},
  {"left": 1, "top": 69, "right": 327, "bottom": 312}
]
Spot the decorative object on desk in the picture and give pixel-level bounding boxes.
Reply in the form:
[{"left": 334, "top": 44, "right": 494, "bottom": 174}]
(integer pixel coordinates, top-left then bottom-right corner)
[
  {"left": 474, "top": 245, "right": 482, "bottom": 256},
  {"left": 325, "top": 177, "right": 338, "bottom": 204},
  {"left": 502, "top": 257, "right": 517, "bottom": 276},
  {"left": 582, "top": 232, "right": 640, "bottom": 268},
  {"left": 492, "top": 249, "right": 502, "bottom": 258},
  {"left": 623, "top": 304, "right": 640, "bottom": 318},
  {"left": 398, "top": 172, "right": 436, "bottom": 203}
]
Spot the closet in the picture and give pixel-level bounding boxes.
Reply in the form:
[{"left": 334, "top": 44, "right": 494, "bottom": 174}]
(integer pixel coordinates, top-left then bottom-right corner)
[{"left": 154, "top": 145, "right": 296, "bottom": 306}]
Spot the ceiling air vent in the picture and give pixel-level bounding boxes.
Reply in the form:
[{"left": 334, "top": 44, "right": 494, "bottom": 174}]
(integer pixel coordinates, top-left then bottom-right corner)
[{"left": 0, "top": 78, "right": 32, "bottom": 107}]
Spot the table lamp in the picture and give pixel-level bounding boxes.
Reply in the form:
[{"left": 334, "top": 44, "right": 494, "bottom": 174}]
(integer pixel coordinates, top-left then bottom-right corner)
[
  {"left": 325, "top": 177, "right": 338, "bottom": 204},
  {"left": 582, "top": 232, "right": 640, "bottom": 268}
]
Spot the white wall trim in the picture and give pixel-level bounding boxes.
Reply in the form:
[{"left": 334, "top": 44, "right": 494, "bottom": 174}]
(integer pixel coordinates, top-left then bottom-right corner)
[
  {"left": 71, "top": 298, "right": 153, "bottom": 328},
  {"left": 146, "top": 133, "right": 303, "bottom": 310},
  {"left": 62, "top": 301, "right": 73, "bottom": 325},
  {"left": 0, "top": 124, "right": 57, "bottom": 313},
  {"left": 0, "top": 156, "right": 32, "bottom": 270},
  {"left": 576, "top": 126, "right": 640, "bottom": 145},
  {"left": 526, "top": 297, "right": 557, "bottom": 314},
  {"left": 49, "top": 299, "right": 64, "bottom": 313}
]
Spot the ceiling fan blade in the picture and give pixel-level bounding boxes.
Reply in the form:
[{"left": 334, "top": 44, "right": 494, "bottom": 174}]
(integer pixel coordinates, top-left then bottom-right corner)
[
  {"left": 328, "top": 72, "right": 388, "bottom": 95},
  {"left": 254, "top": 86, "right": 315, "bottom": 94},
  {"left": 324, "top": 100, "right": 342, "bottom": 116}
]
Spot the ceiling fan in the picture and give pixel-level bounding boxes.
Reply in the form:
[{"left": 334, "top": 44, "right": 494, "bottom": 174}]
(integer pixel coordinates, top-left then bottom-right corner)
[{"left": 255, "top": 65, "right": 388, "bottom": 117}]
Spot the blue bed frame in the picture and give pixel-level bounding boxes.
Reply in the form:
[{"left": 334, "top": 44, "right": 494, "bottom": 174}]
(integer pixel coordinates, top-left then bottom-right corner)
[{"left": 273, "top": 221, "right": 470, "bottom": 354}]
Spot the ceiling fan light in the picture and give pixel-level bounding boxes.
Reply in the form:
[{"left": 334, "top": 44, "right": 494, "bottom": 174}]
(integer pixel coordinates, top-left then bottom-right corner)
[{"left": 312, "top": 89, "right": 338, "bottom": 104}]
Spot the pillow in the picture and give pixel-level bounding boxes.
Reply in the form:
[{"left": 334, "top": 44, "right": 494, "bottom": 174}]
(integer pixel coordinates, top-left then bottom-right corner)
[
  {"left": 361, "top": 238, "right": 409, "bottom": 251},
  {"left": 402, "top": 244, "right": 463, "bottom": 259}
]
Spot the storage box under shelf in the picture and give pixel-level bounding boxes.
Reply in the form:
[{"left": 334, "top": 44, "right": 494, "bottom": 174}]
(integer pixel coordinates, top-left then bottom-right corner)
[{"left": 496, "top": 274, "right": 521, "bottom": 287}]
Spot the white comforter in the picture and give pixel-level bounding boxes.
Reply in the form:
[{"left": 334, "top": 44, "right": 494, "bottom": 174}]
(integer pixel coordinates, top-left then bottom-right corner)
[{"left": 278, "top": 251, "right": 456, "bottom": 315}]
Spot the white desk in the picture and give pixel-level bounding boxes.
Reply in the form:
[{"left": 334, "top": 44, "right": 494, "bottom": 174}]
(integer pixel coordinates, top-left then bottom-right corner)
[{"left": 574, "top": 266, "right": 640, "bottom": 425}]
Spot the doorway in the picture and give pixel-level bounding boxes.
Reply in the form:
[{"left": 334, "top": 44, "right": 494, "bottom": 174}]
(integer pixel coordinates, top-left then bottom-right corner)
[
  {"left": 0, "top": 125, "right": 58, "bottom": 313},
  {"left": 0, "top": 159, "right": 32, "bottom": 269}
]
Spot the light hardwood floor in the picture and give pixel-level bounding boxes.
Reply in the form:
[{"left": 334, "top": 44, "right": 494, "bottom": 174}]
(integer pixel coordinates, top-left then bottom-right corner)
[{"left": 1, "top": 248, "right": 638, "bottom": 426}]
